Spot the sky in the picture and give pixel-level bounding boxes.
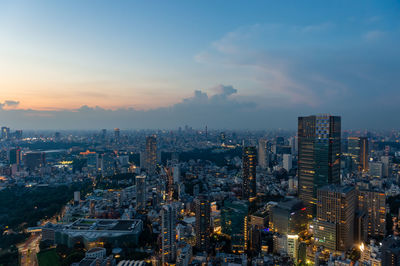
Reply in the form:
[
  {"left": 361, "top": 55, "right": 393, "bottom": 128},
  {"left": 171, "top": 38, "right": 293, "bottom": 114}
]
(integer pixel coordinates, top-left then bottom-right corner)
[{"left": 0, "top": 0, "right": 399, "bottom": 130}]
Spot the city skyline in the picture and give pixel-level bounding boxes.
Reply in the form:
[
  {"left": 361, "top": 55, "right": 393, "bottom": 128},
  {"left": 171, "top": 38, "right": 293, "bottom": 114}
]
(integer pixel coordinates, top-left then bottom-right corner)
[{"left": 0, "top": 1, "right": 400, "bottom": 129}]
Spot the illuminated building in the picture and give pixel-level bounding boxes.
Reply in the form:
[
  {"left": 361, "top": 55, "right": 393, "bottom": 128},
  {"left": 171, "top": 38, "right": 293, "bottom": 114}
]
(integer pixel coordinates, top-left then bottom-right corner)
[
  {"left": 314, "top": 185, "right": 355, "bottom": 251},
  {"left": 136, "top": 175, "right": 147, "bottom": 211},
  {"left": 9, "top": 148, "right": 21, "bottom": 165},
  {"left": 194, "top": 195, "right": 211, "bottom": 251},
  {"left": 298, "top": 114, "right": 341, "bottom": 216},
  {"left": 221, "top": 200, "right": 248, "bottom": 253},
  {"left": 357, "top": 189, "right": 386, "bottom": 237},
  {"left": 79, "top": 150, "right": 98, "bottom": 170},
  {"left": 269, "top": 198, "right": 307, "bottom": 235},
  {"left": 1, "top": 127, "right": 10, "bottom": 140},
  {"left": 287, "top": 234, "right": 299, "bottom": 262},
  {"left": 359, "top": 137, "right": 369, "bottom": 172},
  {"left": 242, "top": 146, "right": 257, "bottom": 202},
  {"left": 145, "top": 135, "right": 157, "bottom": 175},
  {"left": 370, "top": 162, "right": 383, "bottom": 178},
  {"left": 48, "top": 218, "right": 143, "bottom": 249},
  {"left": 101, "top": 152, "right": 115, "bottom": 177},
  {"left": 161, "top": 204, "right": 176, "bottom": 264}
]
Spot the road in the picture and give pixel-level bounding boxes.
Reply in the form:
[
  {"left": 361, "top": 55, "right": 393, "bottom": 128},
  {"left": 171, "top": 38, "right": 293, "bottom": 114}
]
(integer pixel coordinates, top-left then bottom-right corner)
[
  {"left": 17, "top": 206, "right": 67, "bottom": 266},
  {"left": 18, "top": 233, "right": 40, "bottom": 266}
]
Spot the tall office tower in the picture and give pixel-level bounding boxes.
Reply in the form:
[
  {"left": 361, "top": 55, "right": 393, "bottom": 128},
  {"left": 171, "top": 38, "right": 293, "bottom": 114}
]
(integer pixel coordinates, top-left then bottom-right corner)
[
  {"left": 357, "top": 189, "right": 386, "bottom": 237},
  {"left": 136, "top": 175, "right": 147, "bottom": 210},
  {"left": 242, "top": 146, "right": 257, "bottom": 202},
  {"left": 298, "top": 114, "right": 341, "bottom": 216},
  {"left": 114, "top": 128, "right": 120, "bottom": 142},
  {"left": 1, "top": 127, "right": 10, "bottom": 139},
  {"left": 101, "top": 129, "right": 107, "bottom": 140},
  {"left": 194, "top": 195, "right": 211, "bottom": 251},
  {"left": 283, "top": 154, "right": 292, "bottom": 172},
  {"left": 145, "top": 135, "right": 157, "bottom": 175},
  {"left": 314, "top": 185, "right": 355, "bottom": 251},
  {"left": 161, "top": 204, "right": 177, "bottom": 264},
  {"left": 258, "top": 139, "right": 268, "bottom": 170},
  {"left": 359, "top": 137, "right": 369, "bottom": 172},
  {"left": 348, "top": 136, "right": 361, "bottom": 170},
  {"left": 9, "top": 148, "right": 21, "bottom": 165},
  {"left": 101, "top": 153, "right": 115, "bottom": 177}
]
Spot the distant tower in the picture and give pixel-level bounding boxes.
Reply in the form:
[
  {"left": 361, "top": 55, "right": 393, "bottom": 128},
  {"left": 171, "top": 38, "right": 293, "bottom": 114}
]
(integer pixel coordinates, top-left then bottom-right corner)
[
  {"left": 136, "top": 175, "right": 147, "bottom": 210},
  {"left": 298, "top": 114, "right": 341, "bottom": 216},
  {"left": 258, "top": 139, "right": 268, "bottom": 170},
  {"left": 114, "top": 128, "right": 120, "bottom": 142},
  {"left": 195, "top": 195, "right": 211, "bottom": 251},
  {"left": 1, "top": 127, "right": 10, "bottom": 140},
  {"left": 242, "top": 146, "right": 257, "bottom": 202},
  {"left": 161, "top": 204, "right": 177, "bottom": 264},
  {"left": 101, "top": 129, "right": 107, "bottom": 140},
  {"left": 145, "top": 135, "right": 157, "bottom": 175},
  {"left": 359, "top": 137, "right": 369, "bottom": 172},
  {"left": 74, "top": 191, "right": 81, "bottom": 206}
]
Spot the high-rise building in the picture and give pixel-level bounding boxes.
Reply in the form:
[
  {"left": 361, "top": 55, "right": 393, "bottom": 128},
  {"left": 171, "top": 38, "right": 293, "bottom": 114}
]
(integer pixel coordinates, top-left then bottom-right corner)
[
  {"left": 1, "top": 127, "right": 10, "bottom": 140},
  {"left": 357, "top": 189, "right": 386, "bottom": 237},
  {"left": 369, "top": 162, "right": 383, "bottom": 178},
  {"left": 194, "top": 195, "right": 211, "bottom": 251},
  {"left": 9, "top": 148, "right": 21, "bottom": 165},
  {"left": 298, "top": 114, "right": 341, "bottom": 216},
  {"left": 161, "top": 204, "right": 177, "bottom": 264},
  {"left": 347, "top": 136, "right": 361, "bottom": 165},
  {"left": 283, "top": 154, "right": 292, "bottom": 172},
  {"left": 258, "top": 139, "right": 268, "bottom": 170},
  {"left": 359, "top": 137, "right": 369, "bottom": 172},
  {"left": 221, "top": 200, "right": 248, "bottom": 253},
  {"left": 101, "top": 153, "right": 115, "bottom": 177},
  {"left": 242, "top": 146, "right": 257, "bottom": 202},
  {"left": 136, "top": 175, "right": 147, "bottom": 211},
  {"left": 269, "top": 198, "right": 307, "bottom": 235},
  {"left": 145, "top": 135, "right": 157, "bottom": 175},
  {"left": 314, "top": 185, "right": 355, "bottom": 251},
  {"left": 114, "top": 128, "right": 120, "bottom": 142}
]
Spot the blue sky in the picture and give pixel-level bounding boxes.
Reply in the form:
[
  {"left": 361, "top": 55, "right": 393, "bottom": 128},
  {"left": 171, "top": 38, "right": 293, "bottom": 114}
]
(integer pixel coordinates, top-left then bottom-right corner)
[{"left": 0, "top": 0, "right": 399, "bottom": 129}]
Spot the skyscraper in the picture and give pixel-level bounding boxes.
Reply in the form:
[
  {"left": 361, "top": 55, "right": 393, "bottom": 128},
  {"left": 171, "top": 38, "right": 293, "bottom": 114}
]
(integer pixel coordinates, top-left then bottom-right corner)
[
  {"left": 258, "top": 139, "right": 268, "bottom": 170},
  {"left": 359, "top": 137, "right": 369, "bottom": 172},
  {"left": 357, "top": 189, "right": 386, "bottom": 237},
  {"left": 145, "top": 135, "right": 157, "bottom": 175},
  {"left": 314, "top": 185, "right": 355, "bottom": 251},
  {"left": 242, "top": 146, "right": 257, "bottom": 202},
  {"left": 136, "top": 175, "right": 147, "bottom": 211},
  {"left": 9, "top": 148, "right": 21, "bottom": 165},
  {"left": 114, "top": 128, "right": 120, "bottom": 142},
  {"left": 194, "top": 195, "right": 211, "bottom": 251},
  {"left": 298, "top": 114, "right": 341, "bottom": 216},
  {"left": 161, "top": 204, "right": 177, "bottom": 264}
]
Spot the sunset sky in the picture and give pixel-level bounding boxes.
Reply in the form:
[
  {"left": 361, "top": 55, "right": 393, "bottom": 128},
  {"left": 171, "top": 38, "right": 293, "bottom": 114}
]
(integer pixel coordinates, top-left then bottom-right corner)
[{"left": 0, "top": 0, "right": 399, "bottom": 129}]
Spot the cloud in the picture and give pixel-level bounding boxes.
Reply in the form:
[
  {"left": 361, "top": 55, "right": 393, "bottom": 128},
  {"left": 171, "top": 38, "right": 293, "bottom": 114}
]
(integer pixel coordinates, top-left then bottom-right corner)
[
  {"left": 195, "top": 22, "right": 400, "bottom": 114},
  {"left": 364, "top": 30, "right": 386, "bottom": 41},
  {"left": 0, "top": 100, "right": 20, "bottom": 109}
]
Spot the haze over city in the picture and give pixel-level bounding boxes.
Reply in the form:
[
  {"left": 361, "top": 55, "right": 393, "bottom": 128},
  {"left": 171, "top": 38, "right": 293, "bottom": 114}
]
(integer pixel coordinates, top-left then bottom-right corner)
[{"left": 1, "top": 1, "right": 399, "bottom": 129}]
